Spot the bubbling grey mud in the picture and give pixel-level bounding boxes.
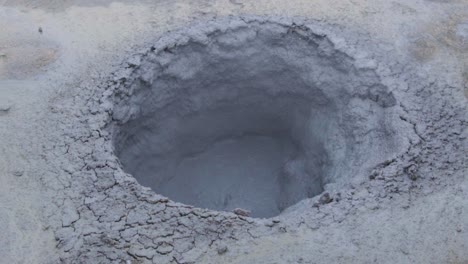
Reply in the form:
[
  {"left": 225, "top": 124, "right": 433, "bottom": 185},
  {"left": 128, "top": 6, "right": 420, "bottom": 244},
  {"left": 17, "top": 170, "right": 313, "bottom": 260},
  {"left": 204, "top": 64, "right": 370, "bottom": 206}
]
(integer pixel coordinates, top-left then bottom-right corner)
[{"left": 110, "top": 21, "right": 403, "bottom": 218}]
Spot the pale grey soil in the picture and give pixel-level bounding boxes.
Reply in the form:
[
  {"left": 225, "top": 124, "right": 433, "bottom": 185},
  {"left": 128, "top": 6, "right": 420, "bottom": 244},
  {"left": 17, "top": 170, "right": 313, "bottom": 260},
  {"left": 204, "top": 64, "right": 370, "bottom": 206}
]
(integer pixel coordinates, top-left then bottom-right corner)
[{"left": 0, "top": 1, "right": 466, "bottom": 263}]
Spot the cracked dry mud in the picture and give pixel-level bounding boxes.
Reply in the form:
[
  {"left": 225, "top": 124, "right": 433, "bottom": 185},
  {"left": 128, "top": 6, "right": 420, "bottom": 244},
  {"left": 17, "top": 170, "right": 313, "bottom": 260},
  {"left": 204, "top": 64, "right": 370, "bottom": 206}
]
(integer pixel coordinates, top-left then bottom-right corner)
[
  {"left": 0, "top": 1, "right": 467, "bottom": 264},
  {"left": 47, "top": 17, "right": 466, "bottom": 263}
]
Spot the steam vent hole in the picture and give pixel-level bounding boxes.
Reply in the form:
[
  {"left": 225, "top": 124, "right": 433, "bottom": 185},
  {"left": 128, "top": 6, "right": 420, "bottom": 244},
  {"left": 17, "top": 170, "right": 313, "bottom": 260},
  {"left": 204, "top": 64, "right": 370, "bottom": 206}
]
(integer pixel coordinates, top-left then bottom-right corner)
[{"left": 112, "top": 21, "right": 400, "bottom": 218}]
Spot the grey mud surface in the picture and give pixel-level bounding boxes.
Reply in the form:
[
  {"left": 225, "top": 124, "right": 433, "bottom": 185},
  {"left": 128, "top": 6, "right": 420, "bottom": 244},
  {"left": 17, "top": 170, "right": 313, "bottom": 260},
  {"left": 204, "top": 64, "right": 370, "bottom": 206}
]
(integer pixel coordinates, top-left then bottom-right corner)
[{"left": 0, "top": 1, "right": 467, "bottom": 264}]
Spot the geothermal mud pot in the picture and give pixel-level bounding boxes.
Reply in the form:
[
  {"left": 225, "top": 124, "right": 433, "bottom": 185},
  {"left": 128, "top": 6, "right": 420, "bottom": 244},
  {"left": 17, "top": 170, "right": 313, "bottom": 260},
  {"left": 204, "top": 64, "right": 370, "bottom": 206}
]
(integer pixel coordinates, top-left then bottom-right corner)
[
  {"left": 111, "top": 21, "right": 403, "bottom": 218},
  {"left": 48, "top": 16, "right": 466, "bottom": 263}
]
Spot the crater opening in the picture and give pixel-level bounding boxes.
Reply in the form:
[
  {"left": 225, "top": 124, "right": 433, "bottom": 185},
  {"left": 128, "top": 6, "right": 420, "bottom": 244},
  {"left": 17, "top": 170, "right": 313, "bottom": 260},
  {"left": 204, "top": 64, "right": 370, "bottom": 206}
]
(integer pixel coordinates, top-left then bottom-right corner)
[{"left": 111, "top": 20, "right": 401, "bottom": 218}]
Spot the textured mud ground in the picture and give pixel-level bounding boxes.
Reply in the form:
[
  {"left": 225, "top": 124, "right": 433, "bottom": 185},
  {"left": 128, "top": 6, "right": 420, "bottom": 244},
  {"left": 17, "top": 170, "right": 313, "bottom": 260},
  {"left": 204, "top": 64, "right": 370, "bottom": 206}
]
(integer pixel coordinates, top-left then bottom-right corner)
[{"left": 0, "top": 1, "right": 467, "bottom": 264}]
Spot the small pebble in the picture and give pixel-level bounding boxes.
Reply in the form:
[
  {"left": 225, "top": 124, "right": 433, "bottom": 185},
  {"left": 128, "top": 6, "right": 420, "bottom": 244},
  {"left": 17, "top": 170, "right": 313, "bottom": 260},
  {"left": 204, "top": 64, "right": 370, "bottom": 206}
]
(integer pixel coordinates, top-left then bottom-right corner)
[
  {"left": 13, "top": 170, "right": 24, "bottom": 177},
  {"left": 233, "top": 208, "right": 251, "bottom": 217},
  {"left": 408, "top": 173, "right": 418, "bottom": 181},
  {"left": 400, "top": 245, "right": 410, "bottom": 255},
  {"left": 405, "top": 164, "right": 419, "bottom": 180},
  {"left": 0, "top": 103, "right": 12, "bottom": 114},
  {"left": 319, "top": 192, "right": 333, "bottom": 204},
  {"left": 217, "top": 244, "right": 228, "bottom": 255}
]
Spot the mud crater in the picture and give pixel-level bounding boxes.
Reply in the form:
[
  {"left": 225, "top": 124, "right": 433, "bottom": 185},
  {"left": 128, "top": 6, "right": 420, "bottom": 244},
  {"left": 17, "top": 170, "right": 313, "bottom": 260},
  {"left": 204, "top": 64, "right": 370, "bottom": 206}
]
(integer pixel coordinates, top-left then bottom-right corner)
[{"left": 110, "top": 21, "right": 403, "bottom": 218}]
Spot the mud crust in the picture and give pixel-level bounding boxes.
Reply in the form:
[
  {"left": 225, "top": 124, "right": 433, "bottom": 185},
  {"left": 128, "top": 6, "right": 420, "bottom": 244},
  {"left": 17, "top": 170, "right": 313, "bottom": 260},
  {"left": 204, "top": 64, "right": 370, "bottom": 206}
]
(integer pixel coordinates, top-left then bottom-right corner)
[{"left": 42, "top": 16, "right": 467, "bottom": 263}]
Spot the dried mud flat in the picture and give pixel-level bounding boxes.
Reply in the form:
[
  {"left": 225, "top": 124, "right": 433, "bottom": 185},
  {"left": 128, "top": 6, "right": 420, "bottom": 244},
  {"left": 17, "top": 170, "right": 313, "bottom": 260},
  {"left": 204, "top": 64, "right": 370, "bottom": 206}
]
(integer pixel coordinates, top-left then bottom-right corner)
[{"left": 0, "top": 1, "right": 467, "bottom": 263}]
